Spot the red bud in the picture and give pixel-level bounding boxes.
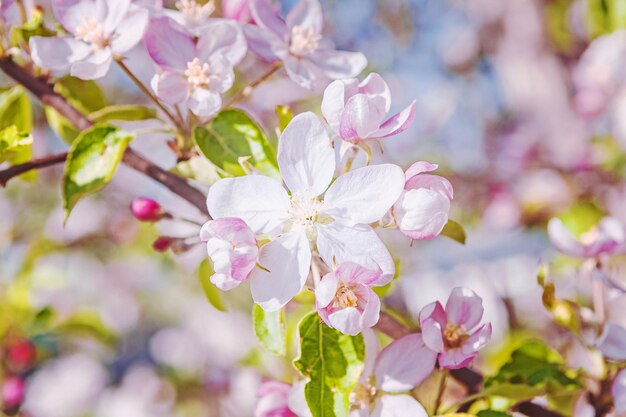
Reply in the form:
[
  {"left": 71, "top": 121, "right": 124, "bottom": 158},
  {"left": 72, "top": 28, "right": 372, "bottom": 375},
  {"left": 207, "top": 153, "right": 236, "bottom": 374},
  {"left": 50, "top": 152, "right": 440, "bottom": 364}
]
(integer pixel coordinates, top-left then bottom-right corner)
[
  {"left": 130, "top": 198, "right": 165, "bottom": 222},
  {"left": 152, "top": 236, "right": 173, "bottom": 252},
  {"left": 2, "top": 376, "right": 25, "bottom": 410},
  {"left": 6, "top": 340, "right": 36, "bottom": 372}
]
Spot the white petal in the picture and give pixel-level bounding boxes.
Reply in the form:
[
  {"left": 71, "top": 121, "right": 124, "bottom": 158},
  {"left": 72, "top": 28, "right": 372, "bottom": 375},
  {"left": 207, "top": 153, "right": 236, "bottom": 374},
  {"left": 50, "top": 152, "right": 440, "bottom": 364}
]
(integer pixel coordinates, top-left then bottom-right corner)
[
  {"left": 29, "top": 36, "right": 91, "bottom": 71},
  {"left": 316, "top": 223, "right": 395, "bottom": 285},
  {"left": 372, "top": 395, "right": 428, "bottom": 417},
  {"left": 250, "top": 230, "right": 311, "bottom": 311},
  {"left": 324, "top": 164, "right": 404, "bottom": 226},
  {"left": 70, "top": 48, "right": 113, "bottom": 80},
  {"left": 207, "top": 175, "right": 290, "bottom": 235},
  {"left": 278, "top": 112, "right": 335, "bottom": 196}
]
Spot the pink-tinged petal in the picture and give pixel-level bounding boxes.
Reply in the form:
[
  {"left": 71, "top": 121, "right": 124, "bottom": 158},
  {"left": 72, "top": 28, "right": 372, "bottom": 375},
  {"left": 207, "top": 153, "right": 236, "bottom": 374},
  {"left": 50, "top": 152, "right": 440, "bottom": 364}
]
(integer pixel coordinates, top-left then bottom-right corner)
[
  {"left": 360, "top": 289, "right": 381, "bottom": 329},
  {"left": 613, "top": 370, "right": 626, "bottom": 414},
  {"left": 438, "top": 349, "right": 477, "bottom": 370},
  {"left": 371, "top": 101, "right": 417, "bottom": 138},
  {"left": 249, "top": 229, "right": 311, "bottom": 311},
  {"left": 336, "top": 262, "right": 382, "bottom": 286},
  {"left": 315, "top": 272, "right": 339, "bottom": 308},
  {"left": 207, "top": 175, "right": 290, "bottom": 235},
  {"left": 222, "top": 0, "right": 253, "bottom": 23},
  {"left": 361, "top": 328, "right": 380, "bottom": 384},
  {"left": 250, "top": 0, "right": 288, "bottom": 38},
  {"left": 586, "top": 216, "right": 626, "bottom": 257},
  {"left": 321, "top": 79, "right": 358, "bottom": 134},
  {"left": 53, "top": 0, "right": 106, "bottom": 33},
  {"left": 405, "top": 173, "right": 454, "bottom": 200},
  {"left": 358, "top": 73, "right": 391, "bottom": 114},
  {"left": 210, "top": 272, "right": 243, "bottom": 290},
  {"left": 316, "top": 223, "right": 395, "bottom": 285},
  {"left": 206, "top": 55, "right": 236, "bottom": 93},
  {"left": 150, "top": 72, "right": 188, "bottom": 105},
  {"left": 244, "top": 24, "right": 284, "bottom": 61},
  {"left": 308, "top": 49, "right": 367, "bottom": 80},
  {"left": 255, "top": 380, "right": 296, "bottom": 417},
  {"left": 329, "top": 307, "right": 363, "bottom": 336},
  {"left": 278, "top": 112, "right": 335, "bottom": 196},
  {"left": 283, "top": 54, "right": 319, "bottom": 89},
  {"left": 188, "top": 87, "right": 222, "bottom": 118},
  {"left": 461, "top": 323, "right": 492, "bottom": 355},
  {"left": 257, "top": 380, "right": 291, "bottom": 397},
  {"left": 324, "top": 164, "right": 405, "bottom": 226},
  {"left": 419, "top": 301, "right": 447, "bottom": 328},
  {"left": 374, "top": 333, "right": 437, "bottom": 392},
  {"left": 109, "top": 5, "right": 149, "bottom": 54},
  {"left": 404, "top": 161, "right": 438, "bottom": 181},
  {"left": 445, "top": 287, "right": 484, "bottom": 329},
  {"left": 547, "top": 217, "right": 586, "bottom": 258},
  {"left": 372, "top": 395, "right": 428, "bottom": 417},
  {"left": 288, "top": 380, "right": 312, "bottom": 417},
  {"left": 29, "top": 36, "right": 91, "bottom": 71},
  {"left": 339, "top": 94, "right": 388, "bottom": 141},
  {"left": 420, "top": 318, "right": 444, "bottom": 353},
  {"left": 597, "top": 323, "right": 626, "bottom": 360},
  {"left": 102, "top": 0, "right": 130, "bottom": 33},
  {"left": 285, "top": 0, "right": 323, "bottom": 33},
  {"left": 144, "top": 16, "right": 195, "bottom": 70},
  {"left": 70, "top": 48, "right": 113, "bottom": 79},
  {"left": 197, "top": 20, "right": 247, "bottom": 66},
  {"left": 393, "top": 188, "right": 450, "bottom": 241}
]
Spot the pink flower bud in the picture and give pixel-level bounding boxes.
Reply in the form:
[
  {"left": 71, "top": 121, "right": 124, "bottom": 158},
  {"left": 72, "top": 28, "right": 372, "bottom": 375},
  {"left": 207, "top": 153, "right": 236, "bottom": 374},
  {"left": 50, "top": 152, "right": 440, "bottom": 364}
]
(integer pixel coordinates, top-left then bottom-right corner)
[
  {"left": 152, "top": 236, "right": 172, "bottom": 252},
  {"left": 130, "top": 198, "right": 165, "bottom": 222},
  {"left": 6, "top": 340, "right": 36, "bottom": 372},
  {"left": 2, "top": 376, "right": 25, "bottom": 410},
  {"left": 222, "top": 0, "right": 253, "bottom": 23}
]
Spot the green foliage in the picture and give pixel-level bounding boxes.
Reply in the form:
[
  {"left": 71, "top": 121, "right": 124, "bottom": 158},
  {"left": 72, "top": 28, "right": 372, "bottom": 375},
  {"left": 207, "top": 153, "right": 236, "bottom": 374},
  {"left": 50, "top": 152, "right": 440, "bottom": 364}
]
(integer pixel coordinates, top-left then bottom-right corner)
[
  {"left": 477, "top": 411, "right": 513, "bottom": 417},
  {"left": 89, "top": 105, "right": 158, "bottom": 123},
  {"left": 586, "top": 0, "right": 626, "bottom": 38},
  {"left": 253, "top": 304, "right": 286, "bottom": 356},
  {"left": 197, "top": 259, "right": 228, "bottom": 312},
  {"left": 276, "top": 105, "right": 293, "bottom": 132},
  {"left": 62, "top": 125, "right": 132, "bottom": 218},
  {"left": 45, "top": 76, "right": 107, "bottom": 143},
  {"left": 294, "top": 313, "right": 365, "bottom": 417},
  {"left": 537, "top": 266, "right": 581, "bottom": 333},
  {"left": 194, "top": 109, "right": 278, "bottom": 178},
  {"left": 10, "top": 8, "right": 55, "bottom": 47},
  {"left": 558, "top": 202, "right": 604, "bottom": 238},
  {"left": 441, "top": 219, "right": 466, "bottom": 244},
  {"left": 0, "top": 125, "right": 32, "bottom": 165},
  {"left": 0, "top": 85, "right": 32, "bottom": 132}
]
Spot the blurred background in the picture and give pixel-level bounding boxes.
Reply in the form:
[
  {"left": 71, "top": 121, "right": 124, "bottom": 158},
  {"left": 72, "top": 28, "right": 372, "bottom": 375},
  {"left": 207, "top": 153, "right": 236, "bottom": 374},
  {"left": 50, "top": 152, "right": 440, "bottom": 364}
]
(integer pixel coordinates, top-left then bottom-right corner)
[{"left": 3, "top": 0, "right": 626, "bottom": 415}]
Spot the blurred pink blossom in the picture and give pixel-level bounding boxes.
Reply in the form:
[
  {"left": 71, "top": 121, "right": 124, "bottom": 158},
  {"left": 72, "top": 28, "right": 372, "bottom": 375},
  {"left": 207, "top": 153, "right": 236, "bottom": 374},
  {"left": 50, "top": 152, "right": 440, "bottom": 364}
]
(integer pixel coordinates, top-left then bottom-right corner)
[{"left": 547, "top": 216, "right": 626, "bottom": 259}]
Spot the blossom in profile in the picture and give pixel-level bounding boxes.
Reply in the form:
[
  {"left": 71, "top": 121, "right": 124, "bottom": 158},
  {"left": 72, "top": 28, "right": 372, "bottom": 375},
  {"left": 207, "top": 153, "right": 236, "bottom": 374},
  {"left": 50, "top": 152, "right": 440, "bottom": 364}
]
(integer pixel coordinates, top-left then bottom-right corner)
[
  {"left": 349, "top": 331, "right": 435, "bottom": 417},
  {"left": 208, "top": 112, "right": 404, "bottom": 311},
  {"left": 392, "top": 161, "right": 453, "bottom": 241},
  {"left": 321, "top": 73, "right": 416, "bottom": 145},
  {"left": 315, "top": 262, "right": 381, "bottom": 336},
  {"left": 144, "top": 15, "right": 246, "bottom": 118},
  {"left": 255, "top": 380, "right": 311, "bottom": 417},
  {"left": 244, "top": 0, "right": 366, "bottom": 88},
  {"left": 29, "top": 0, "right": 149, "bottom": 79},
  {"left": 419, "top": 287, "right": 492, "bottom": 369},
  {"left": 199, "top": 217, "right": 259, "bottom": 291},
  {"left": 547, "top": 216, "right": 626, "bottom": 259}
]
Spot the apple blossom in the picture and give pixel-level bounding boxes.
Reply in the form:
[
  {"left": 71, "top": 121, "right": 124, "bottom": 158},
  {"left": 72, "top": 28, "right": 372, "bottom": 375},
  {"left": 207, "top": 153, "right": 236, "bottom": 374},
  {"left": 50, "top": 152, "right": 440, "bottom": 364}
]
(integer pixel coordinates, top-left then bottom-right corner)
[
  {"left": 255, "top": 380, "right": 311, "bottom": 417},
  {"left": 315, "top": 262, "right": 381, "bottom": 336},
  {"left": 207, "top": 112, "right": 404, "bottom": 311},
  {"left": 419, "top": 287, "right": 492, "bottom": 369},
  {"left": 613, "top": 370, "right": 626, "bottom": 414},
  {"left": 199, "top": 217, "right": 259, "bottom": 291},
  {"left": 321, "top": 73, "right": 417, "bottom": 145},
  {"left": 597, "top": 323, "right": 626, "bottom": 361},
  {"left": 144, "top": 16, "right": 246, "bottom": 118},
  {"left": 29, "top": 0, "right": 149, "bottom": 80},
  {"left": 349, "top": 331, "right": 435, "bottom": 417},
  {"left": 166, "top": 0, "right": 215, "bottom": 33},
  {"left": 244, "top": 0, "right": 367, "bottom": 89},
  {"left": 130, "top": 197, "right": 165, "bottom": 222},
  {"left": 222, "top": 0, "right": 253, "bottom": 23},
  {"left": 547, "top": 216, "right": 626, "bottom": 259}
]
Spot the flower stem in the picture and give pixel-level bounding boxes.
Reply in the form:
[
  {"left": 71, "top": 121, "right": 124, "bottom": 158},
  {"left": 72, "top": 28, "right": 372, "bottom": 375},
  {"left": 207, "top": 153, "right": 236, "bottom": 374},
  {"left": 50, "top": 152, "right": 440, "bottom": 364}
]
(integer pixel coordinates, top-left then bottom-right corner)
[
  {"left": 434, "top": 369, "right": 448, "bottom": 414},
  {"left": 225, "top": 62, "right": 283, "bottom": 108}
]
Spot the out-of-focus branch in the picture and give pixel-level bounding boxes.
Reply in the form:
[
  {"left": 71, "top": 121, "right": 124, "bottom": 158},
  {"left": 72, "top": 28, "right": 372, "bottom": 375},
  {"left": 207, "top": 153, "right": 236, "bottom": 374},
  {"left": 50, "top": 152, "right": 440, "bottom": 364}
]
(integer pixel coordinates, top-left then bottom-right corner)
[
  {"left": 374, "top": 311, "right": 565, "bottom": 417},
  {"left": 0, "top": 57, "right": 209, "bottom": 215},
  {"left": 0, "top": 151, "right": 67, "bottom": 187}
]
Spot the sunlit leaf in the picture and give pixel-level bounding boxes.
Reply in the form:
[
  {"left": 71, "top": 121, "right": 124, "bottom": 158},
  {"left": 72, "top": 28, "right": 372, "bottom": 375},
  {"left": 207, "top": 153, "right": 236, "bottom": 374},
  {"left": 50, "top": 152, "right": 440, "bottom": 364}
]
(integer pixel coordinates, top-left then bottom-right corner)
[
  {"left": 197, "top": 259, "right": 228, "bottom": 312},
  {"left": 0, "top": 85, "right": 32, "bottom": 133},
  {"left": 253, "top": 304, "right": 286, "bottom": 356},
  {"left": 441, "top": 219, "right": 466, "bottom": 244},
  {"left": 89, "top": 105, "right": 158, "bottom": 123}
]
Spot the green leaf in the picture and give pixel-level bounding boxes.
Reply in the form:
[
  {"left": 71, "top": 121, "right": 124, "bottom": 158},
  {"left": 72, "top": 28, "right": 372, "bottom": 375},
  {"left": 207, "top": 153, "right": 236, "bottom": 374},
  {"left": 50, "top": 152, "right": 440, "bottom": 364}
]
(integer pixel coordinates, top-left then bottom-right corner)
[
  {"left": 253, "top": 304, "right": 286, "bottom": 356},
  {"left": 441, "top": 219, "right": 466, "bottom": 244},
  {"left": 45, "top": 76, "right": 107, "bottom": 143},
  {"left": 89, "top": 105, "right": 158, "bottom": 123},
  {"left": 558, "top": 202, "right": 604, "bottom": 239},
  {"left": 197, "top": 259, "right": 228, "bottom": 312},
  {"left": 477, "top": 411, "right": 513, "bottom": 417},
  {"left": 276, "top": 105, "right": 293, "bottom": 132},
  {"left": 294, "top": 313, "right": 365, "bottom": 417},
  {"left": 0, "top": 125, "right": 32, "bottom": 165},
  {"left": 62, "top": 125, "right": 132, "bottom": 218},
  {"left": 194, "top": 109, "right": 278, "bottom": 178},
  {"left": 0, "top": 86, "right": 32, "bottom": 132},
  {"left": 10, "top": 8, "right": 55, "bottom": 46}
]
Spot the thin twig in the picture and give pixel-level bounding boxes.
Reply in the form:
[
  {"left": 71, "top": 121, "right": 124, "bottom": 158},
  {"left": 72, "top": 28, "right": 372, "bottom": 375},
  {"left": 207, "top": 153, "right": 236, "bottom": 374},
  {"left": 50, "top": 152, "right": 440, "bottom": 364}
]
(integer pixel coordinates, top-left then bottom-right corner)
[
  {"left": 0, "top": 152, "right": 67, "bottom": 187},
  {"left": 225, "top": 62, "right": 283, "bottom": 108}
]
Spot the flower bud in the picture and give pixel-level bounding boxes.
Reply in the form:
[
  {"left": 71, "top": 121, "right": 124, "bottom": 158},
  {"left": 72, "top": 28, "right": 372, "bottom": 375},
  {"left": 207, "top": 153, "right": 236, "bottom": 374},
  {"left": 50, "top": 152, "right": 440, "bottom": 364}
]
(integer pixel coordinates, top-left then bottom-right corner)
[
  {"left": 130, "top": 198, "right": 166, "bottom": 222},
  {"left": 6, "top": 340, "right": 36, "bottom": 372},
  {"left": 152, "top": 236, "right": 173, "bottom": 252},
  {"left": 2, "top": 376, "right": 25, "bottom": 411}
]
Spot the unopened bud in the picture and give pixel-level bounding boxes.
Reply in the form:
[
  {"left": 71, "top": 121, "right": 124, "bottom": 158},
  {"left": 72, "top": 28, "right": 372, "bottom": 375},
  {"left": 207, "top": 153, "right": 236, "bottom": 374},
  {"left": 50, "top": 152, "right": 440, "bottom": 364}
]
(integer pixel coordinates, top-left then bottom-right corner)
[
  {"left": 152, "top": 236, "right": 173, "bottom": 252},
  {"left": 2, "top": 376, "right": 25, "bottom": 411},
  {"left": 130, "top": 198, "right": 166, "bottom": 222},
  {"left": 6, "top": 340, "right": 36, "bottom": 372}
]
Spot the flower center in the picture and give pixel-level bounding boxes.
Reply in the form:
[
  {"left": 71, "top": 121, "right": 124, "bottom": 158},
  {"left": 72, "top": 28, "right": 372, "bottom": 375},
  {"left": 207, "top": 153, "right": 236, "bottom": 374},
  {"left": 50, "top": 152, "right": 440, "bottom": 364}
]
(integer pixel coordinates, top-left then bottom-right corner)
[
  {"left": 289, "top": 25, "right": 321, "bottom": 57},
  {"left": 443, "top": 322, "right": 468, "bottom": 348},
  {"left": 74, "top": 17, "right": 108, "bottom": 50},
  {"left": 580, "top": 227, "right": 599, "bottom": 245},
  {"left": 351, "top": 382, "right": 377, "bottom": 409},
  {"left": 184, "top": 58, "right": 212, "bottom": 89},
  {"left": 334, "top": 285, "right": 359, "bottom": 308},
  {"left": 176, "top": 0, "right": 215, "bottom": 27}
]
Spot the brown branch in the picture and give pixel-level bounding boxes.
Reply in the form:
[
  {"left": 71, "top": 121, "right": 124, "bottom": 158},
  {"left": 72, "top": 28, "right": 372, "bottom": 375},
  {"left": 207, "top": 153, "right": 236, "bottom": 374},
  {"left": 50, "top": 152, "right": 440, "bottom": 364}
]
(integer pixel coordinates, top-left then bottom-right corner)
[
  {"left": 0, "top": 57, "right": 209, "bottom": 215},
  {"left": 0, "top": 151, "right": 67, "bottom": 187},
  {"left": 225, "top": 62, "right": 283, "bottom": 108}
]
